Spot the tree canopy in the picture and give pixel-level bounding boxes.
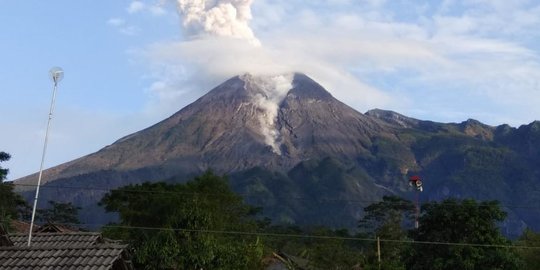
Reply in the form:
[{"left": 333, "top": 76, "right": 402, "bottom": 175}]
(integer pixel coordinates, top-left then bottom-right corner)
[
  {"left": 0, "top": 152, "right": 9, "bottom": 180},
  {"left": 0, "top": 152, "right": 27, "bottom": 230},
  {"left": 100, "top": 171, "right": 263, "bottom": 270},
  {"left": 37, "top": 200, "right": 81, "bottom": 224},
  {"left": 407, "top": 199, "right": 522, "bottom": 270},
  {"left": 357, "top": 195, "right": 415, "bottom": 270},
  {"left": 515, "top": 228, "right": 540, "bottom": 270}
]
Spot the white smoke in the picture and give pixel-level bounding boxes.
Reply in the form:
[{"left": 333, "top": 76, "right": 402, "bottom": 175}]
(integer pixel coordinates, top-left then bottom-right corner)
[
  {"left": 176, "top": 0, "right": 260, "bottom": 46},
  {"left": 249, "top": 74, "right": 294, "bottom": 154}
]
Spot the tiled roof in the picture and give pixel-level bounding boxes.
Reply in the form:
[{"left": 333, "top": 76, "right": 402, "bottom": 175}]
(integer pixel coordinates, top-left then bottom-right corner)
[
  {"left": 9, "top": 232, "right": 105, "bottom": 248},
  {"left": 0, "top": 244, "right": 130, "bottom": 270},
  {"left": 0, "top": 232, "right": 133, "bottom": 270},
  {"left": 7, "top": 220, "right": 80, "bottom": 234},
  {"left": 36, "top": 223, "right": 80, "bottom": 233}
]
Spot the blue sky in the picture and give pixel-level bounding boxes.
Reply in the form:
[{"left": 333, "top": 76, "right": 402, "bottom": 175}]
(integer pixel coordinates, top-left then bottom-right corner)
[{"left": 2, "top": 0, "right": 540, "bottom": 180}]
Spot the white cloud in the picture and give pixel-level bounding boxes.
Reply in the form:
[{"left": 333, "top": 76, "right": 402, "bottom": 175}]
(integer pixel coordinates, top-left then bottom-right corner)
[
  {"left": 128, "top": 1, "right": 146, "bottom": 14},
  {"left": 107, "top": 18, "right": 125, "bottom": 27},
  {"left": 127, "top": 0, "right": 169, "bottom": 16},
  {"left": 107, "top": 18, "right": 140, "bottom": 36},
  {"left": 134, "top": 0, "right": 540, "bottom": 126},
  {"left": 149, "top": 5, "right": 167, "bottom": 16}
]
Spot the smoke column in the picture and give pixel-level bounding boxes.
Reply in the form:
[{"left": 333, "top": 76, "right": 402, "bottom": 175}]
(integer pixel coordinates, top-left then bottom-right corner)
[
  {"left": 176, "top": 0, "right": 260, "bottom": 45},
  {"left": 250, "top": 74, "right": 293, "bottom": 155}
]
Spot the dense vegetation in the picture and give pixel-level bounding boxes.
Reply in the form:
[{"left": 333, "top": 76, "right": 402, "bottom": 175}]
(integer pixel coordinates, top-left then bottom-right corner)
[
  {"left": 100, "top": 171, "right": 264, "bottom": 270},
  {"left": 0, "top": 152, "right": 79, "bottom": 232},
  {"left": 3, "top": 156, "right": 539, "bottom": 269},
  {"left": 0, "top": 152, "right": 27, "bottom": 230},
  {"left": 21, "top": 118, "right": 540, "bottom": 238},
  {"left": 36, "top": 200, "right": 81, "bottom": 224},
  {"left": 407, "top": 199, "right": 522, "bottom": 269},
  {"left": 96, "top": 171, "right": 537, "bottom": 269}
]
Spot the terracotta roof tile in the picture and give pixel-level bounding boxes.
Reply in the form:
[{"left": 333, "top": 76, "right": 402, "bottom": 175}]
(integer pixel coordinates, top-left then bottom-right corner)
[
  {"left": 9, "top": 232, "right": 103, "bottom": 248},
  {"left": 0, "top": 245, "right": 129, "bottom": 269},
  {"left": 0, "top": 233, "right": 133, "bottom": 270}
]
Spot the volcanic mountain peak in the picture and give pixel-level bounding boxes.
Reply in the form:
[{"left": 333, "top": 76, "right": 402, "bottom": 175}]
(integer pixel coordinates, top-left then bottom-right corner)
[
  {"left": 206, "top": 72, "right": 332, "bottom": 99},
  {"left": 15, "top": 72, "right": 370, "bottom": 188},
  {"left": 13, "top": 72, "right": 540, "bottom": 236},
  {"left": 201, "top": 72, "right": 335, "bottom": 154}
]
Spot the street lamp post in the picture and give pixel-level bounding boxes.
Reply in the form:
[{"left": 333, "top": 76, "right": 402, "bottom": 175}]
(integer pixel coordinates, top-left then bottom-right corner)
[{"left": 27, "top": 67, "right": 64, "bottom": 247}]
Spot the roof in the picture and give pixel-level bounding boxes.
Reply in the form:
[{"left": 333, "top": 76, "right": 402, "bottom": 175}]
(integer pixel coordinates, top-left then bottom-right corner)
[
  {"left": 0, "top": 232, "right": 133, "bottom": 270},
  {"left": 35, "top": 222, "right": 80, "bottom": 233},
  {"left": 9, "top": 232, "right": 105, "bottom": 248},
  {"left": 8, "top": 220, "right": 31, "bottom": 234},
  {"left": 7, "top": 220, "right": 81, "bottom": 234},
  {"left": 0, "top": 244, "right": 130, "bottom": 270}
]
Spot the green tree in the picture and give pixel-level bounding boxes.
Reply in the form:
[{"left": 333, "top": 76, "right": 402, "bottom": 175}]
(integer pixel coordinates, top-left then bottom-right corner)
[
  {"left": 408, "top": 199, "right": 522, "bottom": 270},
  {"left": 0, "top": 152, "right": 9, "bottom": 180},
  {"left": 100, "top": 171, "right": 264, "bottom": 270},
  {"left": 263, "top": 226, "right": 365, "bottom": 270},
  {"left": 37, "top": 200, "right": 81, "bottom": 224},
  {"left": 305, "top": 228, "right": 365, "bottom": 270},
  {"left": 515, "top": 228, "right": 540, "bottom": 270},
  {"left": 358, "top": 195, "right": 415, "bottom": 269},
  {"left": 0, "top": 152, "right": 27, "bottom": 231}
]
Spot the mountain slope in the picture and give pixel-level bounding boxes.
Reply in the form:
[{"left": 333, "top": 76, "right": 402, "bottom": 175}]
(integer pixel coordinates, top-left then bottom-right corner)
[
  {"left": 16, "top": 73, "right": 391, "bottom": 189},
  {"left": 14, "top": 74, "right": 540, "bottom": 236}
]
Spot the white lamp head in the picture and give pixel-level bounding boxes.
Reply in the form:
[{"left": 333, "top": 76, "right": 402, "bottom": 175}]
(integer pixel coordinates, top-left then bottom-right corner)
[{"left": 49, "top": 67, "right": 64, "bottom": 84}]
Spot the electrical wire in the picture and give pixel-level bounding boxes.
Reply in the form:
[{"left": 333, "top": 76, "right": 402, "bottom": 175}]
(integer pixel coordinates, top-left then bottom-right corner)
[
  {"left": 20, "top": 221, "right": 540, "bottom": 250},
  {"left": 12, "top": 182, "right": 540, "bottom": 210}
]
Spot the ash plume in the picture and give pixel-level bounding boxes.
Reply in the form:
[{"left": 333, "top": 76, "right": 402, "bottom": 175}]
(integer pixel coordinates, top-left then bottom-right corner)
[{"left": 176, "top": 0, "right": 260, "bottom": 45}]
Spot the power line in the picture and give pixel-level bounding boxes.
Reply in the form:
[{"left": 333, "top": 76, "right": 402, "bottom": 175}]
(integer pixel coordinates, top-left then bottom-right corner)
[
  {"left": 13, "top": 183, "right": 402, "bottom": 204},
  {"left": 22, "top": 221, "right": 540, "bottom": 250},
  {"left": 12, "top": 182, "right": 540, "bottom": 210}
]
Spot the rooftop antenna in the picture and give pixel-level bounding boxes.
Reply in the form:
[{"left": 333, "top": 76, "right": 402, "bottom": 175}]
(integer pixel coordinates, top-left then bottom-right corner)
[{"left": 27, "top": 67, "right": 64, "bottom": 246}]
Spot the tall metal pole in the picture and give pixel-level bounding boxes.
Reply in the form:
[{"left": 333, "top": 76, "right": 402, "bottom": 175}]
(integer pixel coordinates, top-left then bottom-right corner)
[{"left": 27, "top": 67, "right": 63, "bottom": 247}]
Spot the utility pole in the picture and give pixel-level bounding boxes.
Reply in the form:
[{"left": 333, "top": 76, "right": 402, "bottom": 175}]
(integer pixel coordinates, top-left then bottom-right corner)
[
  {"left": 409, "top": 175, "right": 423, "bottom": 229},
  {"left": 377, "top": 236, "right": 381, "bottom": 270}
]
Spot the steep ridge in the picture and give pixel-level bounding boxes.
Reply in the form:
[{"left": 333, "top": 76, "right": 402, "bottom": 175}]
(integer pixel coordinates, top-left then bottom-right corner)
[
  {"left": 16, "top": 73, "right": 391, "bottom": 191},
  {"left": 15, "top": 73, "right": 392, "bottom": 194},
  {"left": 14, "top": 74, "right": 540, "bottom": 236}
]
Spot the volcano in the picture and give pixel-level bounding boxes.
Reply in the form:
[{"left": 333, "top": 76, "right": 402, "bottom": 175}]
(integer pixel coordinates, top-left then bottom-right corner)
[
  {"left": 16, "top": 73, "right": 393, "bottom": 189},
  {"left": 15, "top": 73, "right": 540, "bottom": 235}
]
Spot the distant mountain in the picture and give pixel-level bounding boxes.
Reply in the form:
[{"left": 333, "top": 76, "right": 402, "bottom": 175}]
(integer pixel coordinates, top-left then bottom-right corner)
[{"left": 15, "top": 73, "right": 540, "bottom": 236}]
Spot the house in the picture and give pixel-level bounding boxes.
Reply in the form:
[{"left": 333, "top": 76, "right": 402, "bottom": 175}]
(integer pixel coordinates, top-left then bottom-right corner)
[
  {"left": 33, "top": 221, "right": 80, "bottom": 233},
  {"left": 0, "top": 229, "right": 133, "bottom": 270},
  {"left": 3, "top": 220, "right": 79, "bottom": 234}
]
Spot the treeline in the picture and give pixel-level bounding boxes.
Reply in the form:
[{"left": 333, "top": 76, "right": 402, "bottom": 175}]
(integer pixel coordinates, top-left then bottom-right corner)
[
  {"left": 0, "top": 152, "right": 81, "bottom": 228},
  {"left": 96, "top": 171, "right": 538, "bottom": 270},
  {"left": 2, "top": 152, "right": 540, "bottom": 269}
]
